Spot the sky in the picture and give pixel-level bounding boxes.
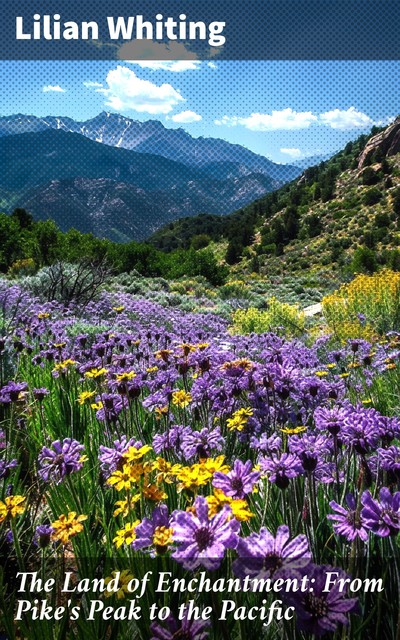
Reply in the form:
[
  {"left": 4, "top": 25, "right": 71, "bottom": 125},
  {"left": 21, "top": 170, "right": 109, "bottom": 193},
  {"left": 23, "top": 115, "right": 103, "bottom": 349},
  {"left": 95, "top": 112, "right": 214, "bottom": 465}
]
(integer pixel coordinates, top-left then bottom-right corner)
[{"left": 0, "top": 59, "right": 399, "bottom": 163}]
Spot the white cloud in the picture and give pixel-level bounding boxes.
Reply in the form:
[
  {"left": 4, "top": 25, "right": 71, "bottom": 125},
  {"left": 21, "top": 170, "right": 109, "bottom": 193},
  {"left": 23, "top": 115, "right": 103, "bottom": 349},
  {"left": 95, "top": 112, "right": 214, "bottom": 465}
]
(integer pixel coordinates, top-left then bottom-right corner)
[
  {"left": 100, "top": 65, "right": 185, "bottom": 115},
  {"left": 42, "top": 85, "right": 66, "bottom": 93},
  {"left": 169, "top": 110, "right": 202, "bottom": 123},
  {"left": 120, "top": 42, "right": 200, "bottom": 72},
  {"left": 214, "top": 108, "right": 317, "bottom": 131},
  {"left": 319, "top": 107, "right": 374, "bottom": 130},
  {"left": 83, "top": 81, "right": 103, "bottom": 88},
  {"left": 214, "top": 115, "right": 239, "bottom": 127},
  {"left": 319, "top": 107, "right": 396, "bottom": 130},
  {"left": 131, "top": 60, "right": 201, "bottom": 72},
  {"left": 280, "top": 148, "right": 303, "bottom": 159},
  {"left": 207, "top": 62, "right": 217, "bottom": 70}
]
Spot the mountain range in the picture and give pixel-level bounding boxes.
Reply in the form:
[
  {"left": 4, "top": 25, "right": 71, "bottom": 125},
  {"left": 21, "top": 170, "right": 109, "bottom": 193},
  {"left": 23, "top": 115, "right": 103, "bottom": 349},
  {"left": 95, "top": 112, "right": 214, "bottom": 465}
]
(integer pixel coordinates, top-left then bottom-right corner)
[{"left": 0, "top": 112, "right": 302, "bottom": 240}]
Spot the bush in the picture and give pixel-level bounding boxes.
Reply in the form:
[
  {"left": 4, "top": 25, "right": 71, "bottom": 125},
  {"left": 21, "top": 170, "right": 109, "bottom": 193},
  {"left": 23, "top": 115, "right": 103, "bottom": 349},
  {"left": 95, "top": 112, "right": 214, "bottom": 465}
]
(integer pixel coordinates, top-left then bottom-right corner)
[
  {"left": 22, "top": 260, "right": 111, "bottom": 307},
  {"left": 360, "top": 167, "right": 379, "bottom": 186},
  {"left": 230, "top": 298, "right": 305, "bottom": 337},
  {"left": 350, "top": 247, "right": 378, "bottom": 274},
  {"left": 363, "top": 188, "right": 382, "bottom": 206},
  {"left": 322, "top": 269, "right": 400, "bottom": 337}
]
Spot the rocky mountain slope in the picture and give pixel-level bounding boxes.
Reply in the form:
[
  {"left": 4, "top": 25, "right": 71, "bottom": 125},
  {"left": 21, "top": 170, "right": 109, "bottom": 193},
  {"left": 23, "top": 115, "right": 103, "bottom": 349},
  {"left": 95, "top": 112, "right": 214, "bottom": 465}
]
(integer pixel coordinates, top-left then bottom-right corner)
[{"left": 150, "top": 119, "right": 400, "bottom": 276}]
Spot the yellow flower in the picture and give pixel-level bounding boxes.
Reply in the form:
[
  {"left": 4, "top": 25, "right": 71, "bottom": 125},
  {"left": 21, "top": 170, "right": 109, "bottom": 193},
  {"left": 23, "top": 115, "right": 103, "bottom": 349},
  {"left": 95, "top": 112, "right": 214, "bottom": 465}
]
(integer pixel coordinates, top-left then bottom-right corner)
[
  {"left": 199, "top": 456, "right": 230, "bottom": 477},
  {"left": 53, "top": 342, "right": 66, "bottom": 349},
  {"left": 226, "top": 408, "right": 253, "bottom": 432},
  {"left": 152, "top": 458, "right": 181, "bottom": 484},
  {"left": 172, "top": 390, "right": 192, "bottom": 408},
  {"left": 0, "top": 495, "right": 26, "bottom": 523},
  {"left": 113, "top": 495, "right": 140, "bottom": 517},
  {"left": 112, "top": 306, "right": 125, "bottom": 313},
  {"left": 155, "top": 406, "right": 169, "bottom": 419},
  {"left": 113, "top": 500, "right": 129, "bottom": 517},
  {"left": 37, "top": 312, "right": 50, "bottom": 319},
  {"left": 146, "top": 366, "right": 159, "bottom": 373},
  {"left": 153, "top": 526, "right": 173, "bottom": 550},
  {"left": 113, "top": 521, "right": 140, "bottom": 548},
  {"left": 107, "top": 464, "right": 144, "bottom": 491},
  {"left": 206, "top": 489, "right": 253, "bottom": 522},
  {"left": 177, "top": 343, "right": 197, "bottom": 356},
  {"left": 77, "top": 391, "right": 96, "bottom": 405},
  {"left": 221, "top": 358, "right": 254, "bottom": 372},
  {"left": 116, "top": 371, "right": 136, "bottom": 382},
  {"left": 155, "top": 349, "right": 173, "bottom": 362},
  {"left": 281, "top": 426, "right": 307, "bottom": 435},
  {"left": 142, "top": 484, "right": 167, "bottom": 501},
  {"left": 51, "top": 512, "right": 87, "bottom": 545},
  {"left": 84, "top": 367, "right": 108, "bottom": 379},
  {"left": 52, "top": 359, "right": 77, "bottom": 373},
  {"left": 176, "top": 465, "right": 210, "bottom": 492},
  {"left": 315, "top": 370, "right": 329, "bottom": 377},
  {"left": 91, "top": 401, "right": 103, "bottom": 411},
  {"left": 122, "top": 445, "right": 152, "bottom": 464},
  {"left": 104, "top": 570, "right": 134, "bottom": 599}
]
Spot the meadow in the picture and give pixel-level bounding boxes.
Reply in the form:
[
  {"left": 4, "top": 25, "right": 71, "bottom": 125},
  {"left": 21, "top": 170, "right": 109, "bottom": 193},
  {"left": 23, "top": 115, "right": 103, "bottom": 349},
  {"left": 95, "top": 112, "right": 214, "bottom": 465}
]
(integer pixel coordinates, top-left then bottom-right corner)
[{"left": 0, "top": 267, "right": 400, "bottom": 639}]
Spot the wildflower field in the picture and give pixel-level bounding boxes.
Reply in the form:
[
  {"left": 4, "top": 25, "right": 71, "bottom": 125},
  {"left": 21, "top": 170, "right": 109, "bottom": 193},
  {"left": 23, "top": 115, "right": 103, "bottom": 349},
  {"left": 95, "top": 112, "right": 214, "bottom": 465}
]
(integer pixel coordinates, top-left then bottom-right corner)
[{"left": 1, "top": 270, "right": 400, "bottom": 639}]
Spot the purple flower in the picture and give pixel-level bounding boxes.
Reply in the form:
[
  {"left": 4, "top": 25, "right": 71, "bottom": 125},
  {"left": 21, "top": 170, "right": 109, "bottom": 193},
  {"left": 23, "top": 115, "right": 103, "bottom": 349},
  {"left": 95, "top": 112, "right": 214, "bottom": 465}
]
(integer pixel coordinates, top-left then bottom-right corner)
[
  {"left": 259, "top": 453, "right": 303, "bottom": 489},
  {"left": 95, "top": 394, "right": 127, "bottom": 423},
  {"left": 289, "top": 434, "right": 331, "bottom": 473},
  {"left": 361, "top": 487, "right": 400, "bottom": 537},
  {"left": 98, "top": 436, "right": 142, "bottom": 477},
  {"left": 233, "top": 525, "right": 311, "bottom": 581},
  {"left": 171, "top": 495, "right": 239, "bottom": 570},
  {"left": 34, "top": 525, "right": 54, "bottom": 548},
  {"left": 33, "top": 387, "right": 50, "bottom": 401},
  {"left": 150, "top": 612, "right": 210, "bottom": 640},
  {"left": 0, "top": 458, "right": 18, "bottom": 479},
  {"left": 314, "top": 406, "right": 348, "bottom": 436},
  {"left": 250, "top": 433, "right": 282, "bottom": 454},
  {"left": 181, "top": 427, "right": 225, "bottom": 460},
  {"left": 153, "top": 425, "right": 191, "bottom": 455},
  {"left": 213, "top": 459, "right": 260, "bottom": 499},
  {"left": 341, "top": 409, "right": 380, "bottom": 454},
  {"left": 377, "top": 446, "right": 400, "bottom": 475},
  {"left": 286, "top": 564, "right": 359, "bottom": 636},
  {"left": 327, "top": 494, "right": 369, "bottom": 542},
  {"left": 132, "top": 505, "right": 171, "bottom": 554},
  {"left": 38, "top": 438, "right": 84, "bottom": 483},
  {"left": 0, "top": 381, "right": 28, "bottom": 404}
]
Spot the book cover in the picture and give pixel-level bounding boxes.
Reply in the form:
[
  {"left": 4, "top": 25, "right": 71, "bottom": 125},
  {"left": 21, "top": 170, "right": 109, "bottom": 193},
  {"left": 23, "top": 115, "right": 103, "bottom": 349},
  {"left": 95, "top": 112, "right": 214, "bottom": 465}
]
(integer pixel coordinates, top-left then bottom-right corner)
[{"left": 0, "top": 2, "right": 399, "bottom": 638}]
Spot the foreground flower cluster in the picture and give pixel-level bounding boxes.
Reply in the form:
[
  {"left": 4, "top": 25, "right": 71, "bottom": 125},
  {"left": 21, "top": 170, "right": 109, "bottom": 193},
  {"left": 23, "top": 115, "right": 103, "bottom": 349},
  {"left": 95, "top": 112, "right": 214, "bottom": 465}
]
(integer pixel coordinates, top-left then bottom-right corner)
[{"left": 1, "top": 280, "right": 400, "bottom": 639}]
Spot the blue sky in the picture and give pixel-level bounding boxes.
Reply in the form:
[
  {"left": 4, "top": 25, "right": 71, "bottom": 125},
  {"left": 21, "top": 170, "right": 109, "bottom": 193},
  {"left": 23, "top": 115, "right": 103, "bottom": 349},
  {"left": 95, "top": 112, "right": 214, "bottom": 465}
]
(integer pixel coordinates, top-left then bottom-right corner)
[{"left": 0, "top": 60, "right": 398, "bottom": 162}]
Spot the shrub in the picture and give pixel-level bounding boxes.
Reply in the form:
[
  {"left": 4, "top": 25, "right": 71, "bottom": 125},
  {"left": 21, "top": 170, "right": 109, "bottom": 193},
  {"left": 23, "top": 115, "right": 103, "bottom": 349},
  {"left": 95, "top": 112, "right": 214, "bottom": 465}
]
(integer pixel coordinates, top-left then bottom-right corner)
[
  {"left": 8, "top": 258, "right": 36, "bottom": 277},
  {"left": 230, "top": 298, "right": 305, "bottom": 337},
  {"left": 350, "top": 247, "right": 378, "bottom": 274},
  {"left": 363, "top": 188, "right": 382, "bottom": 206},
  {"left": 22, "top": 260, "right": 111, "bottom": 307},
  {"left": 322, "top": 269, "right": 400, "bottom": 337},
  {"left": 360, "top": 167, "right": 379, "bottom": 186}
]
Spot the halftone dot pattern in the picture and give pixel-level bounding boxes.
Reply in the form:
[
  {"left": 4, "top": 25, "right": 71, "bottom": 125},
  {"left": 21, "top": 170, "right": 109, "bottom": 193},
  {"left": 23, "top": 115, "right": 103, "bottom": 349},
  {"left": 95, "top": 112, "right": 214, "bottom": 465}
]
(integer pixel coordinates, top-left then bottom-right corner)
[
  {"left": 0, "top": 60, "right": 399, "bottom": 235},
  {"left": 2, "top": 0, "right": 400, "bottom": 59},
  {"left": 0, "top": 0, "right": 399, "bottom": 236}
]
